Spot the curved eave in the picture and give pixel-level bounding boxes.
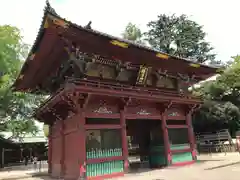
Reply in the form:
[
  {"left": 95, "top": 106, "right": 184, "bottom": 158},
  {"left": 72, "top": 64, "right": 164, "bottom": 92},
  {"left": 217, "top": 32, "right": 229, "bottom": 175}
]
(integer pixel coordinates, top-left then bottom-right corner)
[
  {"left": 34, "top": 88, "right": 65, "bottom": 122},
  {"left": 12, "top": 1, "right": 61, "bottom": 91},
  {"left": 12, "top": 1, "right": 220, "bottom": 93}
]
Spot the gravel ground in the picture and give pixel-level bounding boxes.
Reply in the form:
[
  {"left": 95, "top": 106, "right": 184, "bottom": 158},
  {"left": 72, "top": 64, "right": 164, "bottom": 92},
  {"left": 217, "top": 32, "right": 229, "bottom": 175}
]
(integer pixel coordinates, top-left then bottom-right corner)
[{"left": 1, "top": 153, "right": 240, "bottom": 180}]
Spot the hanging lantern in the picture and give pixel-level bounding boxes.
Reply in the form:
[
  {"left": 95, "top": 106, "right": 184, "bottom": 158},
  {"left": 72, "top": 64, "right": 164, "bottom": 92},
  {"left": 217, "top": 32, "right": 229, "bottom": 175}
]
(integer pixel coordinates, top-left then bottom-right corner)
[{"left": 43, "top": 124, "right": 49, "bottom": 137}]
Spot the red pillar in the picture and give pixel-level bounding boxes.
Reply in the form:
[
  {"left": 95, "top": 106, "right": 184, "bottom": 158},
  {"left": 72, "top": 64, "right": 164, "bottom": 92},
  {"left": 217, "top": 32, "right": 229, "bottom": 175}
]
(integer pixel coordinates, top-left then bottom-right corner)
[
  {"left": 186, "top": 113, "right": 196, "bottom": 160},
  {"left": 79, "top": 111, "right": 86, "bottom": 178},
  {"left": 60, "top": 121, "right": 65, "bottom": 177},
  {"left": 161, "top": 112, "right": 171, "bottom": 165},
  {"left": 48, "top": 125, "right": 52, "bottom": 174},
  {"left": 120, "top": 110, "right": 129, "bottom": 172}
]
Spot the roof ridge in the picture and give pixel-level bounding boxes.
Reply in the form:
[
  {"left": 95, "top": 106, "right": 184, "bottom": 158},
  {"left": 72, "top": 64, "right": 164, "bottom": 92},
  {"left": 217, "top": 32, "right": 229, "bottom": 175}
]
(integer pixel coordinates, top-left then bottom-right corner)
[{"left": 45, "top": 0, "right": 59, "bottom": 16}]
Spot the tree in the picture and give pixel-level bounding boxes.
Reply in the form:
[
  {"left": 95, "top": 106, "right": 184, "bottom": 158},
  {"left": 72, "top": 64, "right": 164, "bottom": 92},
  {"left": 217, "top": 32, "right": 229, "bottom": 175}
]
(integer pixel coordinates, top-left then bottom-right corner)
[
  {"left": 145, "top": 14, "right": 216, "bottom": 63},
  {"left": 193, "top": 55, "right": 240, "bottom": 135},
  {"left": 122, "top": 22, "right": 145, "bottom": 44},
  {"left": 0, "top": 25, "right": 45, "bottom": 137}
]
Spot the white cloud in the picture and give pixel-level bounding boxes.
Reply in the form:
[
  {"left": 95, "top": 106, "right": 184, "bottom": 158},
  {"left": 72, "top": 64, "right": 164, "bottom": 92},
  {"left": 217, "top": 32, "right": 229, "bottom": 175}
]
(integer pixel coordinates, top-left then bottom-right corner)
[{"left": 0, "top": 0, "right": 240, "bottom": 62}]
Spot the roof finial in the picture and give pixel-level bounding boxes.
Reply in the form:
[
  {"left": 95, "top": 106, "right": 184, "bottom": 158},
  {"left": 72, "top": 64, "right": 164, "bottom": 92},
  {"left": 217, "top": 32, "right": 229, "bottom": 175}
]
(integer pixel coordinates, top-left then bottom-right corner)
[
  {"left": 45, "top": 0, "right": 58, "bottom": 15},
  {"left": 46, "top": 0, "right": 50, "bottom": 8},
  {"left": 85, "top": 21, "right": 92, "bottom": 29}
]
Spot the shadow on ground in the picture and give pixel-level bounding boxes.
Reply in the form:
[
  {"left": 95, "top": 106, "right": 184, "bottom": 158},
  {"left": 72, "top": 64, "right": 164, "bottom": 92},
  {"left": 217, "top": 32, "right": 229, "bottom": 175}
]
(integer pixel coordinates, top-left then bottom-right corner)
[
  {"left": 127, "top": 161, "right": 165, "bottom": 174},
  {"left": 196, "top": 159, "right": 223, "bottom": 163},
  {"left": 204, "top": 161, "right": 240, "bottom": 170}
]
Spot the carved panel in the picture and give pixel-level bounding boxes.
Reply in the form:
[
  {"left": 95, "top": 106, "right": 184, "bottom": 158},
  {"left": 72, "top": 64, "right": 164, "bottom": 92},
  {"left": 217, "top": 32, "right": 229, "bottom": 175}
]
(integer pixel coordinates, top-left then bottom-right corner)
[
  {"left": 86, "top": 96, "right": 120, "bottom": 114},
  {"left": 167, "top": 107, "right": 185, "bottom": 119},
  {"left": 156, "top": 76, "right": 176, "bottom": 89},
  {"left": 101, "top": 65, "right": 116, "bottom": 80},
  {"left": 116, "top": 69, "right": 136, "bottom": 82},
  {"left": 85, "top": 63, "right": 100, "bottom": 77},
  {"left": 126, "top": 100, "right": 159, "bottom": 116}
]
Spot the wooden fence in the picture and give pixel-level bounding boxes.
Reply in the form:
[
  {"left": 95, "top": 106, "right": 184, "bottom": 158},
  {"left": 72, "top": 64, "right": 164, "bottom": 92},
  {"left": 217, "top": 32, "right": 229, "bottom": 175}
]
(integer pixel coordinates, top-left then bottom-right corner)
[{"left": 196, "top": 129, "right": 238, "bottom": 154}]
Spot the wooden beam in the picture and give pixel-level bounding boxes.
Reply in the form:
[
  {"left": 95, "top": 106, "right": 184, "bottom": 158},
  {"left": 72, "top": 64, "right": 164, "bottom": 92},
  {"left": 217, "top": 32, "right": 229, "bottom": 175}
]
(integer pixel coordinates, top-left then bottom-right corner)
[
  {"left": 186, "top": 104, "right": 199, "bottom": 161},
  {"left": 85, "top": 124, "right": 121, "bottom": 130},
  {"left": 85, "top": 113, "right": 120, "bottom": 119},
  {"left": 78, "top": 110, "right": 86, "bottom": 179},
  {"left": 74, "top": 85, "right": 201, "bottom": 104},
  {"left": 167, "top": 125, "right": 188, "bottom": 129}
]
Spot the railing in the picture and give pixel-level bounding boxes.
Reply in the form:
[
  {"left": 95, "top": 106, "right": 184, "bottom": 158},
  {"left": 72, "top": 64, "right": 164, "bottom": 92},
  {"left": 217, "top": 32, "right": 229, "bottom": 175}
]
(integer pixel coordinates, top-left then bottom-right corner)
[
  {"left": 86, "top": 148, "right": 124, "bottom": 177},
  {"left": 66, "top": 78, "right": 195, "bottom": 100}
]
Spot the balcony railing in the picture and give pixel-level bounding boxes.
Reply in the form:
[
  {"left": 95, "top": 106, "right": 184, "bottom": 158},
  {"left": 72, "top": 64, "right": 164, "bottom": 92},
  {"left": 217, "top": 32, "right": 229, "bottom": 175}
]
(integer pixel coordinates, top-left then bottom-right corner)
[{"left": 66, "top": 78, "right": 195, "bottom": 100}]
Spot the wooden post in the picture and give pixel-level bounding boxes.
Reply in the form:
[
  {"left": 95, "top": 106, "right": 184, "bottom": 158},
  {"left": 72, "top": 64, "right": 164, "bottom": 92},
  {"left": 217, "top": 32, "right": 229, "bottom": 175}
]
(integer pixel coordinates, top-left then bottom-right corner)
[
  {"left": 60, "top": 121, "right": 65, "bottom": 178},
  {"left": 48, "top": 125, "right": 52, "bottom": 174},
  {"left": 29, "top": 148, "right": 32, "bottom": 159},
  {"left": 120, "top": 110, "right": 128, "bottom": 172},
  {"left": 79, "top": 111, "right": 86, "bottom": 178},
  {"left": 186, "top": 113, "right": 196, "bottom": 160},
  {"left": 161, "top": 112, "right": 171, "bottom": 165},
  {"left": 1, "top": 148, "right": 4, "bottom": 168},
  {"left": 20, "top": 148, "right": 23, "bottom": 162}
]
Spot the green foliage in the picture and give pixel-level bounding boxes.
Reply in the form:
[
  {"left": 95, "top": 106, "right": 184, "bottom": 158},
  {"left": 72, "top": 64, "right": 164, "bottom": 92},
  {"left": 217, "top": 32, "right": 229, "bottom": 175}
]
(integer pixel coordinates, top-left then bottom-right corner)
[
  {"left": 0, "top": 25, "right": 45, "bottom": 137},
  {"left": 193, "top": 55, "right": 240, "bottom": 134},
  {"left": 144, "top": 14, "right": 216, "bottom": 63},
  {"left": 122, "top": 23, "right": 145, "bottom": 44}
]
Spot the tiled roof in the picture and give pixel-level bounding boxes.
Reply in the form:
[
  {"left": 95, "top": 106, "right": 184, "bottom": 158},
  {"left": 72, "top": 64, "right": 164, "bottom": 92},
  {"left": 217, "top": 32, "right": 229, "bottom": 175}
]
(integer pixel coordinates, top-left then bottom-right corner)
[
  {"left": 0, "top": 131, "right": 47, "bottom": 144},
  {"left": 29, "top": 0, "right": 219, "bottom": 70}
]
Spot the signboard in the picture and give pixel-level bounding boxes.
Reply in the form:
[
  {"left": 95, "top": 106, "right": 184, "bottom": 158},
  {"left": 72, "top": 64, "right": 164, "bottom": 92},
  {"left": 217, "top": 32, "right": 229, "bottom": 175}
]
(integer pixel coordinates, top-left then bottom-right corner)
[{"left": 136, "top": 65, "right": 149, "bottom": 85}]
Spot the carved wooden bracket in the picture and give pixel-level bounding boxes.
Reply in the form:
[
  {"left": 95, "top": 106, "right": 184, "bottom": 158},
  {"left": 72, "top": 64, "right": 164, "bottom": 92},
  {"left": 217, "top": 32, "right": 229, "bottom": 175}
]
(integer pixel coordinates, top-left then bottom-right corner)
[
  {"left": 120, "top": 97, "right": 132, "bottom": 111},
  {"left": 157, "top": 101, "right": 173, "bottom": 114},
  {"left": 164, "top": 101, "right": 173, "bottom": 113},
  {"left": 187, "top": 104, "right": 201, "bottom": 114},
  {"left": 82, "top": 93, "right": 91, "bottom": 109},
  {"left": 46, "top": 107, "right": 62, "bottom": 121}
]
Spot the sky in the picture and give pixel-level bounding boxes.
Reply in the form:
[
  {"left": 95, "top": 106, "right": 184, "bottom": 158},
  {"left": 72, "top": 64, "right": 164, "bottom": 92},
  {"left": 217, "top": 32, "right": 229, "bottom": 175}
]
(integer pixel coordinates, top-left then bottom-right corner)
[{"left": 0, "top": 0, "right": 240, "bottom": 62}]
